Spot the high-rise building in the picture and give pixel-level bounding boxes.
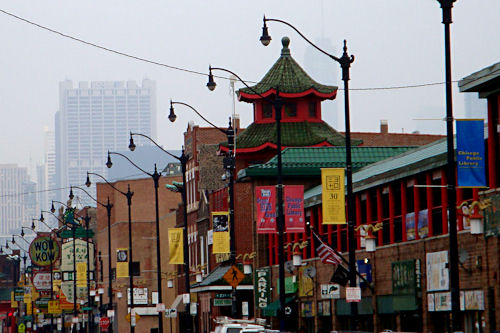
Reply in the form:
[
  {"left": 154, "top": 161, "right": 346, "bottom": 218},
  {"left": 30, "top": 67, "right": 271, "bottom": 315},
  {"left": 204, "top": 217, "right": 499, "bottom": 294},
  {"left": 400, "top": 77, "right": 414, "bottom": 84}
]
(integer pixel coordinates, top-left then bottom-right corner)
[
  {"left": 55, "top": 79, "right": 157, "bottom": 201},
  {"left": 0, "top": 164, "right": 36, "bottom": 236},
  {"left": 464, "top": 92, "right": 487, "bottom": 121}
]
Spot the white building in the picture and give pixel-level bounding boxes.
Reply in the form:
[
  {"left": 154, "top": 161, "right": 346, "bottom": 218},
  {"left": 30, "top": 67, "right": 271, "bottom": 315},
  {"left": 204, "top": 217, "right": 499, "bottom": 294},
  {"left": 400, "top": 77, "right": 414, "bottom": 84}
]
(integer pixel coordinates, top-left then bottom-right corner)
[
  {"left": 55, "top": 79, "right": 157, "bottom": 201},
  {"left": 0, "top": 164, "right": 36, "bottom": 236}
]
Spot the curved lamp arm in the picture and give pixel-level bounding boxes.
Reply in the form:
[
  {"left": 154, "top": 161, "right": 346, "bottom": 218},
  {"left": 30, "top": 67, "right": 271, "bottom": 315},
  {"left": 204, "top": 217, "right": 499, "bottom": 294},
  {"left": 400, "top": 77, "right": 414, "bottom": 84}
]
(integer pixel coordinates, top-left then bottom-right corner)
[
  {"left": 170, "top": 101, "right": 228, "bottom": 135},
  {"left": 107, "top": 151, "right": 152, "bottom": 177},
  {"left": 86, "top": 171, "right": 127, "bottom": 197},
  {"left": 71, "top": 185, "right": 107, "bottom": 209},
  {"left": 129, "top": 132, "right": 182, "bottom": 162}
]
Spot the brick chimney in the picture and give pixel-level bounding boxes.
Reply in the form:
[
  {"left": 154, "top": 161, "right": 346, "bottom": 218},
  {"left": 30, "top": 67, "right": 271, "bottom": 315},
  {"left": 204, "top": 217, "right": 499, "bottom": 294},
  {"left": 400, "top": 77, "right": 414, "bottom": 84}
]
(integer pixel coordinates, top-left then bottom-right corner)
[{"left": 380, "top": 120, "right": 388, "bottom": 134}]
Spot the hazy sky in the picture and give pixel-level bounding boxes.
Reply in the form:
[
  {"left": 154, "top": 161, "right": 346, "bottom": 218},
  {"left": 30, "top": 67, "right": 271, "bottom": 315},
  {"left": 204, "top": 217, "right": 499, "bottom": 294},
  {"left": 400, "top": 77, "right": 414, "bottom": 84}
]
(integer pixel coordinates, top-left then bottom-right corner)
[{"left": 0, "top": 1, "right": 499, "bottom": 176}]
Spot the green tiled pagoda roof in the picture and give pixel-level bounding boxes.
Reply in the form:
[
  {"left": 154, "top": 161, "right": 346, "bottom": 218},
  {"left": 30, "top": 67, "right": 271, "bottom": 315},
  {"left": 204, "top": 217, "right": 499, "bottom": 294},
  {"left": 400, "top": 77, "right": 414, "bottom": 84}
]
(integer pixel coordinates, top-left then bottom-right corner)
[
  {"left": 238, "top": 37, "right": 337, "bottom": 99},
  {"left": 238, "top": 146, "right": 416, "bottom": 179},
  {"left": 228, "top": 121, "right": 359, "bottom": 151}
]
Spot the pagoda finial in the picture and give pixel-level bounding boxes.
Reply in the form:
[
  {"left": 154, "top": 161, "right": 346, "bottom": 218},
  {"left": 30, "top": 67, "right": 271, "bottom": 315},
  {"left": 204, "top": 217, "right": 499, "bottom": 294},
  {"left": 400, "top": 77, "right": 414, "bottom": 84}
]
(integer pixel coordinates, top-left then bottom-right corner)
[{"left": 281, "top": 37, "right": 290, "bottom": 57}]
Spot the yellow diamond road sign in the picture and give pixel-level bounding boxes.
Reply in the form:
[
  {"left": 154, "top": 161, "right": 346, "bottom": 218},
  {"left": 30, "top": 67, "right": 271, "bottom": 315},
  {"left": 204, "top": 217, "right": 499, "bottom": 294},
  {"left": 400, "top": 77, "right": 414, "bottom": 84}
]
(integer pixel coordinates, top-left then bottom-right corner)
[{"left": 223, "top": 265, "right": 244, "bottom": 288}]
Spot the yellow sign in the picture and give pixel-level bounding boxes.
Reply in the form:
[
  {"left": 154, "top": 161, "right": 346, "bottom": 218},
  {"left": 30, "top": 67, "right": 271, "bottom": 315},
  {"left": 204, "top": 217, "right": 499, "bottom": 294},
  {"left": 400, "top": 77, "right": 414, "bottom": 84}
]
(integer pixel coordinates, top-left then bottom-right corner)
[
  {"left": 321, "top": 168, "right": 346, "bottom": 224},
  {"left": 212, "top": 232, "right": 230, "bottom": 254},
  {"left": 23, "top": 294, "right": 32, "bottom": 304},
  {"left": 298, "top": 267, "right": 314, "bottom": 297},
  {"left": 125, "top": 312, "right": 140, "bottom": 322},
  {"left": 18, "top": 323, "right": 26, "bottom": 333},
  {"left": 76, "top": 262, "right": 87, "bottom": 287},
  {"left": 26, "top": 302, "right": 32, "bottom": 314},
  {"left": 223, "top": 265, "right": 244, "bottom": 288},
  {"left": 116, "top": 262, "right": 129, "bottom": 278},
  {"left": 168, "top": 228, "right": 184, "bottom": 264},
  {"left": 48, "top": 300, "right": 61, "bottom": 314}
]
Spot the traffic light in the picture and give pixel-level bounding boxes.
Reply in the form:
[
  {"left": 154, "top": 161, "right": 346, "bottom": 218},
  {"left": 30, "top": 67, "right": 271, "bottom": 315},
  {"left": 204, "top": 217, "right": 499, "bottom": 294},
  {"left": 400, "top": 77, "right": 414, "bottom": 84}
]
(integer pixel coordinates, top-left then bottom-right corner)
[{"left": 6, "top": 312, "right": 13, "bottom": 326}]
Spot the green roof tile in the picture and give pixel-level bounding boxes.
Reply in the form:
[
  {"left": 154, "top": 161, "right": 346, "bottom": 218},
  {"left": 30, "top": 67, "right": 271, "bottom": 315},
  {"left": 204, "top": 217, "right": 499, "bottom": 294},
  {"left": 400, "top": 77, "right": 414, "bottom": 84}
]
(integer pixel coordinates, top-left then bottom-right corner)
[
  {"left": 238, "top": 146, "right": 416, "bottom": 179},
  {"left": 228, "top": 121, "right": 359, "bottom": 149},
  {"left": 238, "top": 37, "right": 337, "bottom": 97}
]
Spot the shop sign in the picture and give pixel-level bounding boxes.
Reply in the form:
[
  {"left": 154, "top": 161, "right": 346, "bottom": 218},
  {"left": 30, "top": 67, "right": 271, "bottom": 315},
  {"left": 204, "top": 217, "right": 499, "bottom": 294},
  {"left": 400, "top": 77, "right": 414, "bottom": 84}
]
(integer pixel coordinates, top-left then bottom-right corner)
[
  {"left": 426, "top": 251, "right": 448, "bottom": 291},
  {"left": 215, "top": 293, "right": 231, "bottom": 299},
  {"left": 60, "top": 239, "right": 95, "bottom": 271},
  {"left": 29, "top": 235, "right": 60, "bottom": 267},
  {"left": 298, "top": 266, "right": 313, "bottom": 297},
  {"left": 317, "top": 300, "right": 331, "bottom": 316},
  {"left": 127, "top": 288, "right": 148, "bottom": 305},
  {"left": 320, "top": 284, "right": 340, "bottom": 299},
  {"left": 300, "top": 301, "right": 315, "bottom": 318},
  {"left": 213, "top": 299, "right": 232, "bottom": 307},
  {"left": 392, "top": 260, "right": 416, "bottom": 296},
  {"left": 465, "top": 290, "right": 484, "bottom": 310},
  {"left": 254, "top": 267, "right": 270, "bottom": 309},
  {"left": 346, "top": 287, "right": 361, "bottom": 303},
  {"left": 255, "top": 186, "right": 277, "bottom": 234},
  {"left": 14, "top": 287, "right": 24, "bottom": 301},
  {"left": 33, "top": 273, "right": 52, "bottom": 291},
  {"left": 277, "top": 276, "right": 298, "bottom": 294}
]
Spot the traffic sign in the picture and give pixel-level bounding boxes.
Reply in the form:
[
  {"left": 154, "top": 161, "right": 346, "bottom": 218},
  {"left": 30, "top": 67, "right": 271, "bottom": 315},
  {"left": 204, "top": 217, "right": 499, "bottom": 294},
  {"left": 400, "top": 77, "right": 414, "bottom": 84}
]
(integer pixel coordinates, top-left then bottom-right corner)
[
  {"left": 125, "top": 312, "right": 140, "bottom": 323},
  {"left": 164, "top": 309, "right": 177, "bottom": 318},
  {"left": 18, "top": 323, "right": 26, "bottom": 333},
  {"left": 223, "top": 265, "right": 244, "bottom": 288},
  {"left": 99, "top": 317, "right": 110, "bottom": 330}
]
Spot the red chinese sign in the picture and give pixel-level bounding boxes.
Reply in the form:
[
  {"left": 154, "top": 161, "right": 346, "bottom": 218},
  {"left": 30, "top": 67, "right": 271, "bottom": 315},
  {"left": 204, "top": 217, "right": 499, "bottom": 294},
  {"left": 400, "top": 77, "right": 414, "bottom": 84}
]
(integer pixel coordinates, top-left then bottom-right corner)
[
  {"left": 285, "top": 185, "right": 305, "bottom": 233},
  {"left": 255, "top": 186, "right": 277, "bottom": 234}
]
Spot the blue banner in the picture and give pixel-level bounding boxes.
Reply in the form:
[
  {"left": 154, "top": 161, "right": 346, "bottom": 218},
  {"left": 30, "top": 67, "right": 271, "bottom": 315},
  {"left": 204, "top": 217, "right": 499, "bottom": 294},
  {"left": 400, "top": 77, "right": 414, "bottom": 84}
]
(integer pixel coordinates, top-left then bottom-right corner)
[{"left": 456, "top": 119, "right": 486, "bottom": 188}]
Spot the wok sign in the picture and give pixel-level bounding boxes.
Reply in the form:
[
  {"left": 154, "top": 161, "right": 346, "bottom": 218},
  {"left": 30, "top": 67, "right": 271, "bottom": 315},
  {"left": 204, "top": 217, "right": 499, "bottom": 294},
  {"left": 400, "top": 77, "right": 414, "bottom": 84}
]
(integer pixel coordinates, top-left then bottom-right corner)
[{"left": 29, "top": 236, "right": 60, "bottom": 267}]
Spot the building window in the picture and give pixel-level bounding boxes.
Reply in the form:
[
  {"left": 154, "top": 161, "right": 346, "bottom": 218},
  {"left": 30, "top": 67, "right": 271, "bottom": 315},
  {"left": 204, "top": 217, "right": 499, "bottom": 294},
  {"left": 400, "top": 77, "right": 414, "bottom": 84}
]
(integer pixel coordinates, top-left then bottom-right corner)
[
  {"left": 130, "top": 262, "right": 140, "bottom": 276},
  {"left": 284, "top": 102, "right": 297, "bottom": 117},
  {"left": 308, "top": 102, "right": 317, "bottom": 118},
  {"left": 262, "top": 103, "right": 273, "bottom": 118}
]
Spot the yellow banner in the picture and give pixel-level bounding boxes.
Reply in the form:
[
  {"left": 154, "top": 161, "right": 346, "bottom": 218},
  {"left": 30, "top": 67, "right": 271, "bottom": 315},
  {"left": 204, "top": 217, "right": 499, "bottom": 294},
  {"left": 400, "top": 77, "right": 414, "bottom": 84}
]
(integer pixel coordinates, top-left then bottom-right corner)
[
  {"left": 321, "top": 168, "right": 346, "bottom": 224},
  {"left": 212, "top": 232, "right": 230, "bottom": 254},
  {"left": 298, "top": 267, "right": 314, "bottom": 297},
  {"left": 116, "top": 262, "right": 129, "bottom": 278},
  {"left": 48, "top": 300, "right": 61, "bottom": 314},
  {"left": 23, "top": 294, "right": 31, "bottom": 304},
  {"left": 76, "top": 262, "right": 87, "bottom": 287},
  {"left": 26, "top": 302, "right": 32, "bottom": 314},
  {"left": 168, "top": 228, "right": 184, "bottom": 264}
]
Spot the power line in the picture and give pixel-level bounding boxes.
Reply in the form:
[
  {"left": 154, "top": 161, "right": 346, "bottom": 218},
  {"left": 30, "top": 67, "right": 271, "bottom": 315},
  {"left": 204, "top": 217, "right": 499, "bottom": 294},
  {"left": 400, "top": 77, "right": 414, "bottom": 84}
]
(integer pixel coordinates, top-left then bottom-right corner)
[{"left": 0, "top": 8, "right": 470, "bottom": 92}]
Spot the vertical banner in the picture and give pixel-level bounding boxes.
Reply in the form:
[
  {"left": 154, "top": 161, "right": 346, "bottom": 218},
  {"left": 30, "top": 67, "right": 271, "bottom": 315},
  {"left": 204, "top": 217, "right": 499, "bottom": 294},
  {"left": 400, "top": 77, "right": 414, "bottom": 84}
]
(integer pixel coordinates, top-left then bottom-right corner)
[
  {"left": 456, "top": 119, "right": 486, "bottom": 188},
  {"left": 405, "top": 212, "right": 416, "bottom": 240},
  {"left": 212, "top": 212, "right": 230, "bottom": 254},
  {"left": 255, "top": 186, "right": 277, "bottom": 234},
  {"left": 285, "top": 185, "right": 305, "bottom": 233},
  {"left": 255, "top": 267, "right": 270, "bottom": 309},
  {"left": 76, "top": 262, "right": 87, "bottom": 287},
  {"left": 116, "top": 248, "right": 129, "bottom": 277},
  {"left": 168, "top": 229, "right": 184, "bottom": 264},
  {"left": 321, "top": 168, "right": 346, "bottom": 224},
  {"left": 418, "top": 209, "right": 428, "bottom": 239}
]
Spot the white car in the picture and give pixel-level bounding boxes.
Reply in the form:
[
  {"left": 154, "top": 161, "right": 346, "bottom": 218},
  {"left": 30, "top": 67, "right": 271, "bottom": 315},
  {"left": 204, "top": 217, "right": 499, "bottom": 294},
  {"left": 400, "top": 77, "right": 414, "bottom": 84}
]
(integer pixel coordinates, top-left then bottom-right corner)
[{"left": 213, "top": 323, "right": 265, "bottom": 333}]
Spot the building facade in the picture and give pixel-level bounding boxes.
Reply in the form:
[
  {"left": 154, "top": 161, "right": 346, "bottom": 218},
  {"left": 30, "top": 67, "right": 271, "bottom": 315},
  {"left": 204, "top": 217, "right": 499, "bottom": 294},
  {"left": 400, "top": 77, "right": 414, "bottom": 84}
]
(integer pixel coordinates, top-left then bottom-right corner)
[{"left": 55, "top": 79, "right": 157, "bottom": 202}]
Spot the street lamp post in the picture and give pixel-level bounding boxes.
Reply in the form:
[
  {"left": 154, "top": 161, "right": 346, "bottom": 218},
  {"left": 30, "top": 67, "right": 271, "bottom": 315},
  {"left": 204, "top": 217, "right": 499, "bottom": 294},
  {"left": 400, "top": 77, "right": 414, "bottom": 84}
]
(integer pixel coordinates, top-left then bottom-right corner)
[
  {"left": 105, "top": 150, "right": 165, "bottom": 333},
  {"left": 168, "top": 101, "right": 238, "bottom": 318},
  {"left": 128, "top": 132, "right": 191, "bottom": 333},
  {"left": 207, "top": 65, "right": 288, "bottom": 329},
  {"left": 437, "top": 1, "right": 460, "bottom": 331},
  {"left": 260, "top": 17, "right": 357, "bottom": 329},
  {"left": 85, "top": 172, "right": 135, "bottom": 333},
  {"left": 74, "top": 184, "right": 114, "bottom": 333}
]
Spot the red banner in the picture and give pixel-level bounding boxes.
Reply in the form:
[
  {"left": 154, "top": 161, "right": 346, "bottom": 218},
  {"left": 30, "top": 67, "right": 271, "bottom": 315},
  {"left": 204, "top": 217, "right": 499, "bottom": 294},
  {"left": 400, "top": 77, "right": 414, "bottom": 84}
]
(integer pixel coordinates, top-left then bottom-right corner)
[
  {"left": 255, "top": 186, "right": 277, "bottom": 234},
  {"left": 285, "top": 185, "right": 305, "bottom": 233}
]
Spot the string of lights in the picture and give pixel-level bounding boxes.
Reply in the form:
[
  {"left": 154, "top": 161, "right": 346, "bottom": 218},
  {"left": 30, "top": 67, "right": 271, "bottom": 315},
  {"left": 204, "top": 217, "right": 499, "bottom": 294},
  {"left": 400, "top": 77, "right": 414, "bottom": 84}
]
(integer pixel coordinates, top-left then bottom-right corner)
[{"left": 0, "top": 8, "right": 473, "bottom": 91}]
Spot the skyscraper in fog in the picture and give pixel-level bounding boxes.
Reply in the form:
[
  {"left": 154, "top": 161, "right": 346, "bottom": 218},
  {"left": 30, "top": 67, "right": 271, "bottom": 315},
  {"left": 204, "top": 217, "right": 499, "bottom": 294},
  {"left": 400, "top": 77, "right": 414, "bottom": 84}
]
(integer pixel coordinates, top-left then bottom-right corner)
[
  {"left": 0, "top": 164, "right": 36, "bottom": 236},
  {"left": 464, "top": 92, "right": 487, "bottom": 122},
  {"left": 55, "top": 79, "right": 157, "bottom": 201}
]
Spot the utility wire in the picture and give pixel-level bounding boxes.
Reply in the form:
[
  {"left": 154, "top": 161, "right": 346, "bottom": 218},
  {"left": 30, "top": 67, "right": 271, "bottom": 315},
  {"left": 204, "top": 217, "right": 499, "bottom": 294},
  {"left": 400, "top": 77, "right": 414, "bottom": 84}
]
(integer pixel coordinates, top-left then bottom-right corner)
[{"left": 0, "top": 8, "right": 473, "bottom": 91}]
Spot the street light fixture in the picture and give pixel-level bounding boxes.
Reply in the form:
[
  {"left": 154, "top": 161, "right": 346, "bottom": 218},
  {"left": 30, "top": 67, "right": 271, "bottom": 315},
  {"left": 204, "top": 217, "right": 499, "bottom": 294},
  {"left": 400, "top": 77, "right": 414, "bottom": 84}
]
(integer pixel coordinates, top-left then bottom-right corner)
[
  {"left": 260, "top": 17, "right": 357, "bottom": 330},
  {"left": 169, "top": 101, "right": 238, "bottom": 318},
  {"left": 106, "top": 150, "right": 165, "bottom": 333},
  {"left": 72, "top": 184, "right": 114, "bottom": 332},
  {"left": 128, "top": 132, "right": 191, "bottom": 333},
  {"left": 86, "top": 171, "right": 135, "bottom": 333}
]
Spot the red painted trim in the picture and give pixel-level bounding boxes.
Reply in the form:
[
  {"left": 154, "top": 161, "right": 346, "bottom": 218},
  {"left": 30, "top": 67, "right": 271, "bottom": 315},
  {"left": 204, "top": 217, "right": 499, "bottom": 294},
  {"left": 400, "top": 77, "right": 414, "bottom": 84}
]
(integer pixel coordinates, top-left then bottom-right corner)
[
  {"left": 377, "top": 188, "right": 383, "bottom": 245},
  {"left": 413, "top": 179, "right": 420, "bottom": 240},
  {"left": 355, "top": 195, "right": 362, "bottom": 250},
  {"left": 274, "top": 234, "right": 278, "bottom": 265},
  {"left": 310, "top": 209, "right": 316, "bottom": 259},
  {"left": 219, "top": 140, "right": 334, "bottom": 154},
  {"left": 441, "top": 170, "right": 450, "bottom": 233},
  {"left": 389, "top": 185, "right": 395, "bottom": 244},
  {"left": 337, "top": 225, "right": 342, "bottom": 252},
  {"left": 426, "top": 173, "right": 433, "bottom": 236},
  {"left": 366, "top": 191, "right": 372, "bottom": 224},
  {"left": 269, "top": 234, "right": 273, "bottom": 265},
  {"left": 401, "top": 181, "right": 407, "bottom": 242},
  {"left": 487, "top": 96, "right": 498, "bottom": 188},
  {"left": 238, "top": 87, "right": 337, "bottom": 103}
]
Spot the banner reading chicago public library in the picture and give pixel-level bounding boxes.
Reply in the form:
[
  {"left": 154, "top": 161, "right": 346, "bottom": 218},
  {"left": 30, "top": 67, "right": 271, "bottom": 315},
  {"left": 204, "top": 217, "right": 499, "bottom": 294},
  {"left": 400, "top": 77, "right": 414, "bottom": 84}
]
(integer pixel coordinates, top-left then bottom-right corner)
[
  {"left": 456, "top": 119, "right": 486, "bottom": 188},
  {"left": 321, "top": 168, "right": 346, "bottom": 224},
  {"left": 255, "top": 186, "right": 277, "bottom": 234},
  {"left": 284, "top": 185, "right": 305, "bottom": 233}
]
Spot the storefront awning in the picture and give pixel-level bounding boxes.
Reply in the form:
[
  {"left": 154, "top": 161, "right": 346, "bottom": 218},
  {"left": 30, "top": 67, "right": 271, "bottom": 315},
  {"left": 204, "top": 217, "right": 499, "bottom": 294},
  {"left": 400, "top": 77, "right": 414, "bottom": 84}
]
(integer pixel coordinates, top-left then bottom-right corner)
[
  {"left": 336, "top": 297, "right": 373, "bottom": 316},
  {"left": 262, "top": 297, "right": 295, "bottom": 317}
]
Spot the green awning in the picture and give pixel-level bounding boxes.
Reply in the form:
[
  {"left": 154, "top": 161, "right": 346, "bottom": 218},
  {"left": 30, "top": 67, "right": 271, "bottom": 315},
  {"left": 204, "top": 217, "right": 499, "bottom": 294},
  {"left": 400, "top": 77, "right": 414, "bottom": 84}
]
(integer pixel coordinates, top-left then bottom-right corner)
[
  {"left": 336, "top": 297, "right": 373, "bottom": 316},
  {"left": 262, "top": 297, "right": 295, "bottom": 317},
  {"left": 377, "top": 295, "right": 394, "bottom": 314},
  {"left": 393, "top": 295, "right": 419, "bottom": 311}
]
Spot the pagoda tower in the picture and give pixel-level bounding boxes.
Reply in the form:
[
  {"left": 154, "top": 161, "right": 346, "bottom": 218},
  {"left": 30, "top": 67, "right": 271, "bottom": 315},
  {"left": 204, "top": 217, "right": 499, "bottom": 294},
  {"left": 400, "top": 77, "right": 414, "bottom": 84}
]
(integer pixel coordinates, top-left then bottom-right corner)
[{"left": 223, "top": 36, "right": 360, "bottom": 170}]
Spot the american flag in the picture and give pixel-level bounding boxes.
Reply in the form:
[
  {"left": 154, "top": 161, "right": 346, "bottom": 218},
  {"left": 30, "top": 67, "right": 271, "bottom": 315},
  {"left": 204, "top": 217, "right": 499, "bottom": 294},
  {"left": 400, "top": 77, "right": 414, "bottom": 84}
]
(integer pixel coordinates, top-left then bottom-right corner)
[{"left": 313, "top": 231, "right": 342, "bottom": 265}]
